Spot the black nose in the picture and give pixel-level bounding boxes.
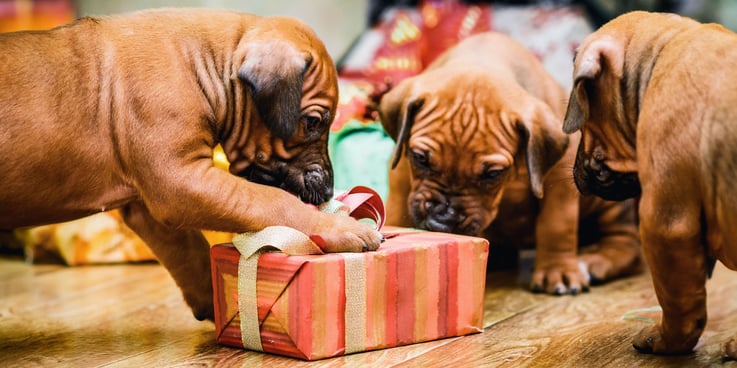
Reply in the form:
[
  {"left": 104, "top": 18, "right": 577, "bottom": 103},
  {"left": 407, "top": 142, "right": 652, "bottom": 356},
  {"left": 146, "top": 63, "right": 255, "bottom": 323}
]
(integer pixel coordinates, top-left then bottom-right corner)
[
  {"left": 577, "top": 156, "right": 641, "bottom": 201},
  {"left": 423, "top": 199, "right": 465, "bottom": 233},
  {"left": 301, "top": 168, "right": 333, "bottom": 205}
]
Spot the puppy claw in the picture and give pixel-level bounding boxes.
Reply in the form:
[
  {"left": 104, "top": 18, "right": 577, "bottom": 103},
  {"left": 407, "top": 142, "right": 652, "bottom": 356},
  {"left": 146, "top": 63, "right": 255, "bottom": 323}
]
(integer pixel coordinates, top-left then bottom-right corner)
[
  {"left": 633, "top": 327, "right": 659, "bottom": 354},
  {"left": 633, "top": 341, "right": 654, "bottom": 354},
  {"left": 722, "top": 336, "right": 737, "bottom": 360},
  {"left": 632, "top": 325, "right": 695, "bottom": 356},
  {"left": 530, "top": 283, "right": 544, "bottom": 293},
  {"left": 553, "top": 284, "right": 567, "bottom": 295}
]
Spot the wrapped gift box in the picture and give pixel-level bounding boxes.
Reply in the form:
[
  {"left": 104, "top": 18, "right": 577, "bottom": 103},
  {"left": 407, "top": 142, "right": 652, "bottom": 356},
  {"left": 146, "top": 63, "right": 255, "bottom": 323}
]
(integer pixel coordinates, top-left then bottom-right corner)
[
  {"left": 15, "top": 210, "right": 157, "bottom": 265},
  {"left": 210, "top": 227, "right": 488, "bottom": 360}
]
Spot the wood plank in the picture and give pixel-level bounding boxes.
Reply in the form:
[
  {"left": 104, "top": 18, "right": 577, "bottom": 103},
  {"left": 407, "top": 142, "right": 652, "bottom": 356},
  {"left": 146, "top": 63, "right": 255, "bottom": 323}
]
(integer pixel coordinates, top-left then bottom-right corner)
[
  {"left": 3, "top": 256, "right": 737, "bottom": 367},
  {"left": 0, "top": 259, "right": 211, "bottom": 368},
  {"left": 392, "top": 263, "right": 737, "bottom": 368}
]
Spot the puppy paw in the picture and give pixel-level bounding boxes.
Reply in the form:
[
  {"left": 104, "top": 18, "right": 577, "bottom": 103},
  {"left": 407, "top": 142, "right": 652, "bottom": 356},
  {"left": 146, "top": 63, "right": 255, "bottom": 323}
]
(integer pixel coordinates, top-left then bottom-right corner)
[
  {"left": 578, "top": 245, "right": 642, "bottom": 284},
  {"left": 578, "top": 253, "right": 614, "bottom": 284},
  {"left": 530, "top": 260, "right": 590, "bottom": 295},
  {"left": 181, "top": 285, "right": 215, "bottom": 322},
  {"left": 632, "top": 325, "right": 695, "bottom": 355},
  {"left": 312, "top": 213, "right": 383, "bottom": 253},
  {"left": 722, "top": 334, "right": 737, "bottom": 360}
]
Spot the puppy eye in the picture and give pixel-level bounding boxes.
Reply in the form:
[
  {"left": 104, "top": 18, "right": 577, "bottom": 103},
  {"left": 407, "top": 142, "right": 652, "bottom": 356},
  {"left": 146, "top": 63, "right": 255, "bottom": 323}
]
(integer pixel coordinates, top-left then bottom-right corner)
[
  {"left": 410, "top": 150, "right": 430, "bottom": 169},
  {"left": 480, "top": 168, "right": 505, "bottom": 182},
  {"left": 304, "top": 115, "right": 322, "bottom": 132}
]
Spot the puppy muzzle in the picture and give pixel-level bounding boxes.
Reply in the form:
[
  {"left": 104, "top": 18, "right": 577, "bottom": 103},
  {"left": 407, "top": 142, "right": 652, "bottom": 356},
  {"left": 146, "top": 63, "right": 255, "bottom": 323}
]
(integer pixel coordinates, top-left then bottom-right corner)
[
  {"left": 573, "top": 152, "right": 641, "bottom": 201},
  {"left": 239, "top": 162, "right": 333, "bottom": 205},
  {"left": 411, "top": 192, "right": 483, "bottom": 236}
]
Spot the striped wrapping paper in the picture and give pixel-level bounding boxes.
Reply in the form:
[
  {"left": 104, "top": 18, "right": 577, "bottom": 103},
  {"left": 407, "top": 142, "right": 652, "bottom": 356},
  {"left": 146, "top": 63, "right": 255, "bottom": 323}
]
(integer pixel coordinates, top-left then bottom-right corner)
[{"left": 210, "top": 227, "right": 489, "bottom": 360}]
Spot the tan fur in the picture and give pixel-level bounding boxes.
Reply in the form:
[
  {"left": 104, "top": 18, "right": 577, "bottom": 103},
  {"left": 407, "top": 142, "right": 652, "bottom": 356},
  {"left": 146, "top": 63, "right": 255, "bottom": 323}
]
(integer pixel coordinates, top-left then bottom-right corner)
[
  {"left": 564, "top": 11, "right": 737, "bottom": 357},
  {"left": 380, "top": 32, "right": 641, "bottom": 295},
  {"left": 0, "top": 8, "right": 382, "bottom": 321}
]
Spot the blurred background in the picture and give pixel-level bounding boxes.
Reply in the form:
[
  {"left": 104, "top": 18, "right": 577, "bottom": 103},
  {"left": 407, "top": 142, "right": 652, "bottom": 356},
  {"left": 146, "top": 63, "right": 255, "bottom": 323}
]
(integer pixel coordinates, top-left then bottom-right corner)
[
  {"left": 2, "top": 0, "right": 737, "bottom": 61},
  {"left": 0, "top": 0, "right": 366, "bottom": 58}
]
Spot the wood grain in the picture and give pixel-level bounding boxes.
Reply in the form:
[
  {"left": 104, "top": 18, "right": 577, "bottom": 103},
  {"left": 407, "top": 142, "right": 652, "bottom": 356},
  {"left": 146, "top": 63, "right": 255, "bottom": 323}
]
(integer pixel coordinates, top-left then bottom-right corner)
[{"left": 2, "top": 255, "right": 737, "bottom": 367}]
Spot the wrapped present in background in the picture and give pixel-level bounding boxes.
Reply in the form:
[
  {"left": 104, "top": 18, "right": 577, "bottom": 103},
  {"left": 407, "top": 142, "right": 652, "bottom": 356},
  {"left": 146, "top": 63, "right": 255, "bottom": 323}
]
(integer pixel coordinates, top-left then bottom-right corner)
[
  {"left": 15, "top": 210, "right": 157, "bottom": 265},
  {"left": 0, "top": 0, "right": 75, "bottom": 33},
  {"left": 210, "top": 186, "right": 489, "bottom": 360}
]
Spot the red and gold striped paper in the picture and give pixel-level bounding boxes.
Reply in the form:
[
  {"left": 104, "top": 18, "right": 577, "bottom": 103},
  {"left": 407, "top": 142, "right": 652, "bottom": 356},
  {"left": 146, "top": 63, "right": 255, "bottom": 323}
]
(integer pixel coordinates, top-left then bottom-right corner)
[{"left": 211, "top": 227, "right": 489, "bottom": 360}]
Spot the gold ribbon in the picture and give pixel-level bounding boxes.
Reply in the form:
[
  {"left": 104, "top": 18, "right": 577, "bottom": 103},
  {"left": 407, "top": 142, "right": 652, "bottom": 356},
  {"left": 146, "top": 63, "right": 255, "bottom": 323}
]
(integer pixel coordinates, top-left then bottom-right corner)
[
  {"left": 342, "top": 253, "right": 367, "bottom": 354},
  {"left": 232, "top": 226, "right": 323, "bottom": 352},
  {"left": 231, "top": 187, "right": 382, "bottom": 354}
]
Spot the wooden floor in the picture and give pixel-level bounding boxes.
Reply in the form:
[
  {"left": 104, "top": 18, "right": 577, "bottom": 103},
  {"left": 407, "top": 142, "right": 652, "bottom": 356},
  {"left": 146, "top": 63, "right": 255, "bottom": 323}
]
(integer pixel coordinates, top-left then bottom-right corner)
[{"left": 2, "top": 253, "right": 737, "bottom": 368}]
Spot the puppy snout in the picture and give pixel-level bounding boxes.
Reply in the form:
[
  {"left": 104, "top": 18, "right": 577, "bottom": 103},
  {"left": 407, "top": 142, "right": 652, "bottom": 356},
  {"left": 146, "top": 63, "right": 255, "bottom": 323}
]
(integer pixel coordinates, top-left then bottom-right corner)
[
  {"left": 575, "top": 152, "right": 641, "bottom": 201},
  {"left": 424, "top": 200, "right": 466, "bottom": 233},
  {"left": 302, "top": 167, "right": 333, "bottom": 204},
  {"left": 427, "top": 200, "right": 456, "bottom": 221},
  {"left": 584, "top": 157, "right": 611, "bottom": 184}
]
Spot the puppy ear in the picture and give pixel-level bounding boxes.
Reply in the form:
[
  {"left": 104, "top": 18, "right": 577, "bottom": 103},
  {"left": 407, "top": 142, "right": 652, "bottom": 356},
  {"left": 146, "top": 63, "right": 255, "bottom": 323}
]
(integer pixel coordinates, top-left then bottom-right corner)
[
  {"left": 378, "top": 80, "right": 424, "bottom": 169},
  {"left": 237, "top": 40, "right": 311, "bottom": 139},
  {"left": 563, "top": 77, "right": 591, "bottom": 134},
  {"left": 516, "top": 99, "right": 570, "bottom": 199},
  {"left": 563, "top": 38, "right": 623, "bottom": 134}
]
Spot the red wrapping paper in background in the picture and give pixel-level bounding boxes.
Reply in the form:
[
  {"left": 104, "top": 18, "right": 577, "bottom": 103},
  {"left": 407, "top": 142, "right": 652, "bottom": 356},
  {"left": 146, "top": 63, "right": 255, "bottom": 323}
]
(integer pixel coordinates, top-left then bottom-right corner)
[{"left": 210, "top": 187, "right": 489, "bottom": 360}]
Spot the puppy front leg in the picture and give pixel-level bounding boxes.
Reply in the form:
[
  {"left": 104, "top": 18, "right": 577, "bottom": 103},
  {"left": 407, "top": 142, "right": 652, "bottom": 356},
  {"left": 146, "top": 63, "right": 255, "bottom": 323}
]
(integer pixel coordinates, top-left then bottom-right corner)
[
  {"left": 632, "top": 194, "right": 707, "bottom": 355},
  {"left": 531, "top": 167, "right": 585, "bottom": 295},
  {"left": 121, "top": 201, "right": 214, "bottom": 321},
  {"left": 578, "top": 198, "right": 642, "bottom": 283}
]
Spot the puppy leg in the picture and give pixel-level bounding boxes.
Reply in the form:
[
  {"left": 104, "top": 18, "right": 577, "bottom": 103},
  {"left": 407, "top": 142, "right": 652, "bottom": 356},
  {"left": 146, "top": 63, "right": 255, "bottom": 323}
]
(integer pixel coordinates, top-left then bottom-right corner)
[
  {"left": 632, "top": 193, "right": 706, "bottom": 355},
  {"left": 578, "top": 198, "right": 641, "bottom": 283},
  {"left": 121, "top": 201, "right": 214, "bottom": 321},
  {"left": 531, "top": 166, "right": 587, "bottom": 295}
]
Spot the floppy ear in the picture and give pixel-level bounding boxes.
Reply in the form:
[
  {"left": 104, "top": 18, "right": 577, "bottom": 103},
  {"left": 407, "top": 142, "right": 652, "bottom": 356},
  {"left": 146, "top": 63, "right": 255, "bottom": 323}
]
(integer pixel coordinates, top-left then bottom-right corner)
[
  {"left": 563, "top": 38, "right": 623, "bottom": 134},
  {"left": 378, "top": 80, "right": 425, "bottom": 169},
  {"left": 563, "top": 76, "right": 592, "bottom": 134},
  {"left": 237, "top": 40, "right": 311, "bottom": 139},
  {"left": 516, "top": 99, "right": 570, "bottom": 199}
]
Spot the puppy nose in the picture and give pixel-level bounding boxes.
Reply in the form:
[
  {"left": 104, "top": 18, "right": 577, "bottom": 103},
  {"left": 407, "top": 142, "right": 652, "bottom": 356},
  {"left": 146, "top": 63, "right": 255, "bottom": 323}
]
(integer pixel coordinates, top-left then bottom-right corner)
[
  {"left": 303, "top": 168, "right": 333, "bottom": 204},
  {"left": 427, "top": 200, "right": 456, "bottom": 221},
  {"left": 424, "top": 200, "right": 464, "bottom": 233},
  {"left": 583, "top": 156, "right": 610, "bottom": 182},
  {"left": 584, "top": 156, "right": 602, "bottom": 172}
]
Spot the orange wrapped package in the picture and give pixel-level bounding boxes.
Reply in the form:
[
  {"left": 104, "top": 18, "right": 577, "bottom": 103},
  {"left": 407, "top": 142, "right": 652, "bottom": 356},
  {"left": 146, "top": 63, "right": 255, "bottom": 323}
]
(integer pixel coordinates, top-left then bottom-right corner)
[{"left": 210, "top": 187, "right": 489, "bottom": 360}]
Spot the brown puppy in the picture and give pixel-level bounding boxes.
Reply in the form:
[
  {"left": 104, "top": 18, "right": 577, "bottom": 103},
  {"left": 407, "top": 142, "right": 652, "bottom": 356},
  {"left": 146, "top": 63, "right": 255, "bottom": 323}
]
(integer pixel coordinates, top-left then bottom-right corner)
[
  {"left": 564, "top": 11, "right": 737, "bottom": 358},
  {"left": 379, "top": 32, "right": 640, "bottom": 295},
  {"left": 0, "top": 8, "right": 382, "bottom": 321}
]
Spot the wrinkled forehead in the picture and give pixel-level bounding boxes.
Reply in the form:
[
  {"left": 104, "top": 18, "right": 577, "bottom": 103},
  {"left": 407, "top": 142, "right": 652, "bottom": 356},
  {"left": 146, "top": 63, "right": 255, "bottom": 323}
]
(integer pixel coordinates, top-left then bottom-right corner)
[
  {"left": 412, "top": 106, "right": 520, "bottom": 158},
  {"left": 301, "top": 53, "right": 338, "bottom": 112}
]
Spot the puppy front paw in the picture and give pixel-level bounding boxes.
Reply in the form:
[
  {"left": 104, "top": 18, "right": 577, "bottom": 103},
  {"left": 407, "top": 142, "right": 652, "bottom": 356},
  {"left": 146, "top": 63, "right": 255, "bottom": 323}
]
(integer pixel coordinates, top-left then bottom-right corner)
[
  {"left": 181, "top": 286, "right": 215, "bottom": 322},
  {"left": 632, "top": 325, "right": 695, "bottom": 355},
  {"left": 530, "top": 259, "right": 590, "bottom": 295},
  {"left": 578, "top": 243, "right": 642, "bottom": 284},
  {"left": 722, "top": 334, "right": 737, "bottom": 360},
  {"left": 578, "top": 253, "right": 615, "bottom": 284},
  {"left": 312, "top": 213, "right": 383, "bottom": 253}
]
